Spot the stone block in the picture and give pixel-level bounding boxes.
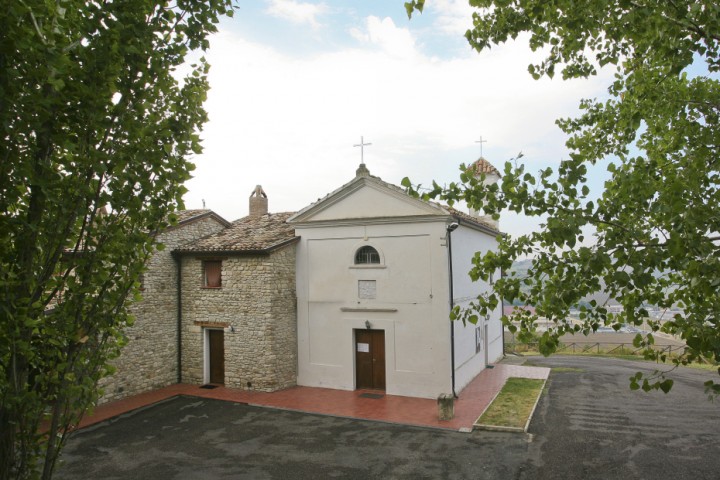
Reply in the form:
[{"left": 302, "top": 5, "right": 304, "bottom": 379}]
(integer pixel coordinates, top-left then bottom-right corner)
[{"left": 438, "top": 393, "right": 455, "bottom": 421}]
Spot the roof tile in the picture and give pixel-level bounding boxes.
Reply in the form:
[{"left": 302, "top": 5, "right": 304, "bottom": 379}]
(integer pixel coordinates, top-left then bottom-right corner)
[
  {"left": 468, "top": 157, "right": 501, "bottom": 177},
  {"left": 175, "top": 212, "right": 297, "bottom": 253}
]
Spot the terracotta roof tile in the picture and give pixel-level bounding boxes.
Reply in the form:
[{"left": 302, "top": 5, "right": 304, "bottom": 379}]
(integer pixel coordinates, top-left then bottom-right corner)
[
  {"left": 176, "top": 212, "right": 297, "bottom": 253},
  {"left": 445, "top": 206, "right": 501, "bottom": 234},
  {"left": 468, "top": 157, "right": 501, "bottom": 177},
  {"left": 173, "top": 209, "right": 213, "bottom": 223}
]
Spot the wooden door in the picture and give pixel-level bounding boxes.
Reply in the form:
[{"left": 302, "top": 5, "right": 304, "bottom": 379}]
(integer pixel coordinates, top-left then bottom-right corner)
[
  {"left": 355, "top": 330, "right": 385, "bottom": 390},
  {"left": 208, "top": 329, "right": 225, "bottom": 384}
]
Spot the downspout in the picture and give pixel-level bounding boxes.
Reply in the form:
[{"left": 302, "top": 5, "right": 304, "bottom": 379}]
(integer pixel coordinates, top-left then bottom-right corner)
[
  {"left": 500, "top": 266, "right": 506, "bottom": 358},
  {"left": 174, "top": 252, "right": 183, "bottom": 384},
  {"left": 446, "top": 222, "right": 459, "bottom": 398}
]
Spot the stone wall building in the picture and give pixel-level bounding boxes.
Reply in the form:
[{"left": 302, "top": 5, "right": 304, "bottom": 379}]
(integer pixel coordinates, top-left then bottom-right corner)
[
  {"left": 100, "top": 188, "right": 298, "bottom": 402},
  {"left": 100, "top": 210, "right": 230, "bottom": 402},
  {"left": 100, "top": 159, "right": 504, "bottom": 403},
  {"left": 174, "top": 208, "right": 298, "bottom": 392}
]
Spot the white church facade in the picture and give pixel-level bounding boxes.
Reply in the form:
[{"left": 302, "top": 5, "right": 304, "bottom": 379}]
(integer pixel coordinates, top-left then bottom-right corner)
[
  {"left": 100, "top": 159, "right": 504, "bottom": 402},
  {"left": 289, "top": 162, "right": 503, "bottom": 398}
]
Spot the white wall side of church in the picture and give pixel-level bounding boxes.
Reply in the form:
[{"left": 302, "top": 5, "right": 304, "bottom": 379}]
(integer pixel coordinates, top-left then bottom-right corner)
[
  {"left": 99, "top": 216, "right": 227, "bottom": 403},
  {"left": 295, "top": 221, "right": 454, "bottom": 399},
  {"left": 180, "top": 246, "right": 297, "bottom": 392},
  {"left": 450, "top": 225, "right": 504, "bottom": 392}
]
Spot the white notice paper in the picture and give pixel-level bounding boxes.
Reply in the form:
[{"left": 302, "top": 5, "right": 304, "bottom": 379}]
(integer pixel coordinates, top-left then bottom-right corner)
[{"left": 357, "top": 343, "right": 370, "bottom": 353}]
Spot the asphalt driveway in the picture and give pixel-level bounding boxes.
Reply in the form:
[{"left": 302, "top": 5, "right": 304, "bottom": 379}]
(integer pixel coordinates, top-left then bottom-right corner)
[
  {"left": 521, "top": 356, "right": 720, "bottom": 480},
  {"left": 55, "top": 397, "right": 529, "bottom": 479},
  {"left": 56, "top": 357, "right": 720, "bottom": 479}
]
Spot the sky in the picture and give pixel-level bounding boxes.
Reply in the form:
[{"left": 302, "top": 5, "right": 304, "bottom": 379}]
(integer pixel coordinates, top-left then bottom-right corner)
[{"left": 182, "top": 0, "right": 615, "bottom": 238}]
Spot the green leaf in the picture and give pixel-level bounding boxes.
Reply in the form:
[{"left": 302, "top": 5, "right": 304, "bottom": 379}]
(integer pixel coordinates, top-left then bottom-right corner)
[
  {"left": 659, "top": 379, "right": 674, "bottom": 394},
  {"left": 0, "top": 0, "right": 235, "bottom": 476}
]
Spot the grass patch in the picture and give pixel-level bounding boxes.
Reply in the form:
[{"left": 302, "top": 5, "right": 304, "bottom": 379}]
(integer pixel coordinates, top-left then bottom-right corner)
[
  {"left": 476, "top": 378, "right": 545, "bottom": 430},
  {"left": 680, "top": 362, "right": 719, "bottom": 372},
  {"left": 552, "top": 367, "right": 584, "bottom": 373}
]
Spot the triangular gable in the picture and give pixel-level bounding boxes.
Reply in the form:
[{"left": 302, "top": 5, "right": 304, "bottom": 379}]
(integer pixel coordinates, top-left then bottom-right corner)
[
  {"left": 288, "top": 175, "right": 446, "bottom": 224},
  {"left": 162, "top": 209, "right": 231, "bottom": 233}
]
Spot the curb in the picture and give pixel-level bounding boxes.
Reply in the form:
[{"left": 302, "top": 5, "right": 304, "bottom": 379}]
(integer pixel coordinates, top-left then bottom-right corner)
[{"left": 523, "top": 377, "right": 547, "bottom": 432}]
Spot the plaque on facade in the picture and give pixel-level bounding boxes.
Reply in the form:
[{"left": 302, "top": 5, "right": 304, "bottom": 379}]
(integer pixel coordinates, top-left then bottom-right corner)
[{"left": 358, "top": 280, "right": 376, "bottom": 299}]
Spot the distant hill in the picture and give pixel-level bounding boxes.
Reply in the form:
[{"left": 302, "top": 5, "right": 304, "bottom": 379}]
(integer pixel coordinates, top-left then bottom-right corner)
[
  {"left": 506, "top": 259, "right": 615, "bottom": 307},
  {"left": 507, "top": 258, "right": 532, "bottom": 279}
]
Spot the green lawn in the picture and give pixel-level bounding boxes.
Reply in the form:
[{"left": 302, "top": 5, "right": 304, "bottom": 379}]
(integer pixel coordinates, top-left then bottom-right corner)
[{"left": 476, "top": 377, "right": 545, "bottom": 430}]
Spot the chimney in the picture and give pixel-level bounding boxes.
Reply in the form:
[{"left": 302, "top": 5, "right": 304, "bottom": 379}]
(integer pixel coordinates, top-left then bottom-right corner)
[{"left": 249, "top": 185, "right": 268, "bottom": 217}]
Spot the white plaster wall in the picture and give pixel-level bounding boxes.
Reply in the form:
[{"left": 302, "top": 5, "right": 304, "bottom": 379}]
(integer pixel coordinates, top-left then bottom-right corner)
[
  {"left": 295, "top": 220, "right": 454, "bottom": 399},
  {"left": 450, "top": 224, "right": 504, "bottom": 392}
]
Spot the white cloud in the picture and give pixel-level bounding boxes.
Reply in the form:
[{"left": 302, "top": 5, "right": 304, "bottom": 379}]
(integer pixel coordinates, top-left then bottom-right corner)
[
  {"left": 352, "top": 16, "right": 418, "bottom": 59},
  {"left": 264, "top": 0, "right": 327, "bottom": 29},
  {"left": 426, "top": 0, "right": 477, "bottom": 36},
  {"left": 185, "top": 18, "right": 612, "bottom": 240}
]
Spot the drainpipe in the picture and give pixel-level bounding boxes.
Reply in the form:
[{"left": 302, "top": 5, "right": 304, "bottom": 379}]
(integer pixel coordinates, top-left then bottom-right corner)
[
  {"left": 500, "top": 266, "right": 506, "bottom": 358},
  {"left": 446, "top": 222, "right": 459, "bottom": 398},
  {"left": 174, "top": 252, "right": 183, "bottom": 384}
]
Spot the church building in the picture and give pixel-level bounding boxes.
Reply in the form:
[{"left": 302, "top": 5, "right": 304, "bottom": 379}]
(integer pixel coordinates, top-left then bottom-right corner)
[{"left": 100, "top": 158, "right": 504, "bottom": 402}]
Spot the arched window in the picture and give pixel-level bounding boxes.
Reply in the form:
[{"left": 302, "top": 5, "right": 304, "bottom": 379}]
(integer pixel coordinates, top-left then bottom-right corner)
[{"left": 355, "top": 246, "right": 380, "bottom": 265}]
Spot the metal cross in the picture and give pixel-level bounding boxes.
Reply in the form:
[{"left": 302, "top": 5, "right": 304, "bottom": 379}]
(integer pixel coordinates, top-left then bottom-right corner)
[
  {"left": 475, "top": 136, "right": 487, "bottom": 158},
  {"left": 354, "top": 136, "right": 372, "bottom": 165}
]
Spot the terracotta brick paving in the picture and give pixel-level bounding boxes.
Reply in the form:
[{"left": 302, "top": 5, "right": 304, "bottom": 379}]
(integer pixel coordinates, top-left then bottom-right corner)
[{"left": 79, "top": 362, "right": 549, "bottom": 432}]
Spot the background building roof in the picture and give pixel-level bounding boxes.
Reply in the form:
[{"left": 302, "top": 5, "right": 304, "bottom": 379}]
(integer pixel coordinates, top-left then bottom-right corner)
[
  {"left": 468, "top": 157, "right": 501, "bottom": 177},
  {"left": 175, "top": 212, "right": 297, "bottom": 254}
]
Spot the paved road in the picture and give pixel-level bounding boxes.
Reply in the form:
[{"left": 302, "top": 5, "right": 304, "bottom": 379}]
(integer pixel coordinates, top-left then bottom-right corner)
[
  {"left": 521, "top": 356, "right": 720, "bottom": 480},
  {"left": 56, "top": 357, "right": 719, "bottom": 479}
]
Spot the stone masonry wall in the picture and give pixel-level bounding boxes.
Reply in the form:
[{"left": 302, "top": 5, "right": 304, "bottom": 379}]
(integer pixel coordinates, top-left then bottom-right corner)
[
  {"left": 181, "top": 245, "right": 297, "bottom": 391},
  {"left": 98, "top": 216, "right": 226, "bottom": 403}
]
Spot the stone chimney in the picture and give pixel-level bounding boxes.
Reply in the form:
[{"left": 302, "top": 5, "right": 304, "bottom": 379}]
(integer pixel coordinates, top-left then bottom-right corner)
[{"left": 249, "top": 185, "right": 268, "bottom": 217}]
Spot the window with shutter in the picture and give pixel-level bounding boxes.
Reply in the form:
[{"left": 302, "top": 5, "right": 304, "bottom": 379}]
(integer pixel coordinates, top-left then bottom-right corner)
[{"left": 203, "top": 260, "right": 222, "bottom": 288}]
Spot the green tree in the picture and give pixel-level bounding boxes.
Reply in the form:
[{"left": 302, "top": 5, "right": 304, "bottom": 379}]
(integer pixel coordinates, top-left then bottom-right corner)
[
  {"left": 0, "top": 1, "right": 233, "bottom": 477},
  {"left": 405, "top": 1, "right": 720, "bottom": 394}
]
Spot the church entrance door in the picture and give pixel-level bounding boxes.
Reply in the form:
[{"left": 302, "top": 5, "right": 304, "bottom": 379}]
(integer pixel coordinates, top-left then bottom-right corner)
[
  {"left": 355, "top": 329, "right": 385, "bottom": 390},
  {"left": 208, "top": 329, "right": 225, "bottom": 384}
]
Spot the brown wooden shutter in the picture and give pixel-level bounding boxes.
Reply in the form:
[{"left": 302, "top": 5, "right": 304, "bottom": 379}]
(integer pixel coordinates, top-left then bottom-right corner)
[{"left": 204, "top": 260, "right": 222, "bottom": 287}]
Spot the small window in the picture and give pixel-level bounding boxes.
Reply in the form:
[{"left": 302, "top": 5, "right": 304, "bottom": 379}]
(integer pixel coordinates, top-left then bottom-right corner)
[
  {"left": 355, "top": 246, "right": 380, "bottom": 265},
  {"left": 203, "top": 260, "right": 222, "bottom": 288}
]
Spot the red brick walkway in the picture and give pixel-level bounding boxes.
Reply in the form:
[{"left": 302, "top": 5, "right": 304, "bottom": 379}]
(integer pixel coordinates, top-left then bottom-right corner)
[{"left": 79, "top": 362, "right": 549, "bottom": 432}]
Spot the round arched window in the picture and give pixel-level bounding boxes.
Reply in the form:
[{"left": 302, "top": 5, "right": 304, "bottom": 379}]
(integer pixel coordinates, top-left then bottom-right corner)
[{"left": 355, "top": 246, "right": 380, "bottom": 265}]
